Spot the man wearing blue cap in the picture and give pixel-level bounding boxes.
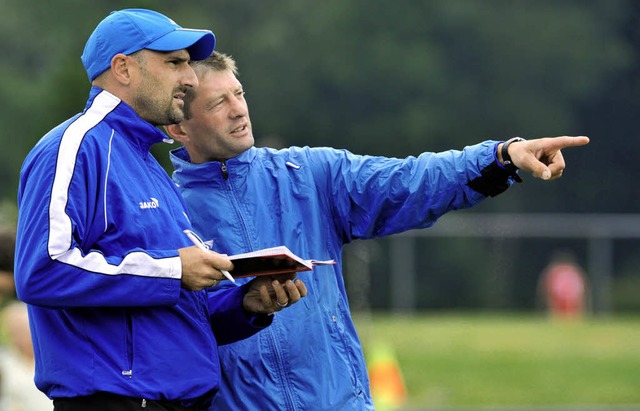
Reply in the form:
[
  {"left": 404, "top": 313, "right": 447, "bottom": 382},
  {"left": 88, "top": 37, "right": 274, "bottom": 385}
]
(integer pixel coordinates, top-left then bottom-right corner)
[{"left": 14, "top": 9, "right": 307, "bottom": 411}]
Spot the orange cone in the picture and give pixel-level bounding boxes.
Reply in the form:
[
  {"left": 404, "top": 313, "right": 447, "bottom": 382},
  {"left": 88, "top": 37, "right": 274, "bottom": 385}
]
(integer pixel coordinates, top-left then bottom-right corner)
[{"left": 367, "top": 341, "right": 407, "bottom": 410}]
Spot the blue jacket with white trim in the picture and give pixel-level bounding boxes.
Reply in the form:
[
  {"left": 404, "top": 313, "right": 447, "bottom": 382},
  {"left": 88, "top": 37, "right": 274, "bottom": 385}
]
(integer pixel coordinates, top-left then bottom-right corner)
[
  {"left": 15, "top": 87, "right": 268, "bottom": 401},
  {"left": 170, "top": 143, "right": 514, "bottom": 410}
]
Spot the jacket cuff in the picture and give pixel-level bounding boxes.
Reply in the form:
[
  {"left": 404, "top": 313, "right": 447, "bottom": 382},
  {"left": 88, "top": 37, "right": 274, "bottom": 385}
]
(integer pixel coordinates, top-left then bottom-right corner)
[
  {"left": 466, "top": 142, "right": 514, "bottom": 197},
  {"left": 208, "top": 284, "right": 272, "bottom": 345}
]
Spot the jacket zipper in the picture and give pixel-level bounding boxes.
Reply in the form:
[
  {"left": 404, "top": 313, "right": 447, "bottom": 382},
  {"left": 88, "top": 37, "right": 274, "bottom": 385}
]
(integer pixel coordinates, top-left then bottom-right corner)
[
  {"left": 220, "top": 161, "right": 229, "bottom": 180},
  {"left": 223, "top": 162, "right": 253, "bottom": 250}
]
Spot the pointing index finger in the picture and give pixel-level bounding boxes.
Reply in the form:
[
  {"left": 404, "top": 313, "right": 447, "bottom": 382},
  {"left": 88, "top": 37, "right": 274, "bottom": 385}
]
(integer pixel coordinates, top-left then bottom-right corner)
[{"left": 542, "top": 135, "right": 590, "bottom": 150}]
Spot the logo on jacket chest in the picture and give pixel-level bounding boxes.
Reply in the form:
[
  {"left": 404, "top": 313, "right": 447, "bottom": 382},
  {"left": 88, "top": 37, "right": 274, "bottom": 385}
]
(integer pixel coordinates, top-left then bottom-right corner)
[{"left": 139, "top": 197, "right": 160, "bottom": 209}]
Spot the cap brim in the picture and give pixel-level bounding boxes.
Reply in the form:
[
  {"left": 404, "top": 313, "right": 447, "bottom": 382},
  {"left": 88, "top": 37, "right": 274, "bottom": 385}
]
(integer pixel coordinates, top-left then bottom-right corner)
[{"left": 146, "top": 28, "right": 215, "bottom": 61}]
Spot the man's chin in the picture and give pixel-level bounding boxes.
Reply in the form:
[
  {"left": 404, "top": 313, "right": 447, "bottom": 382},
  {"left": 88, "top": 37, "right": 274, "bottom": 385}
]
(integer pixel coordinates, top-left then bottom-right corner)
[
  {"left": 167, "top": 108, "right": 186, "bottom": 125},
  {"left": 237, "top": 136, "right": 254, "bottom": 150}
]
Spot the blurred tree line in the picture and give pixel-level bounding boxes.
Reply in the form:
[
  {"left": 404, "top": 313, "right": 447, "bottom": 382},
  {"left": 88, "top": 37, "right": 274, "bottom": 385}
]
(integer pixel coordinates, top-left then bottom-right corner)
[{"left": 2, "top": 0, "right": 639, "bottom": 311}]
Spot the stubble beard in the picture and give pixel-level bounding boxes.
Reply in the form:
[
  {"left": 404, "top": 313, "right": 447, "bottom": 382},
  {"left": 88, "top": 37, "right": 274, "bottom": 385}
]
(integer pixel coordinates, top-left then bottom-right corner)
[
  {"left": 133, "top": 92, "right": 185, "bottom": 126},
  {"left": 162, "top": 101, "right": 185, "bottom": 126}
]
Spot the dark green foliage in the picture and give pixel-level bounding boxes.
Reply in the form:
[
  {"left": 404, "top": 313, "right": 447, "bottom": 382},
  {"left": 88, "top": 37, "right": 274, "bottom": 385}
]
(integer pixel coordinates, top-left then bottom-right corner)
[{"left": 3, "top": 0, "right": 640, "bottom": 310}]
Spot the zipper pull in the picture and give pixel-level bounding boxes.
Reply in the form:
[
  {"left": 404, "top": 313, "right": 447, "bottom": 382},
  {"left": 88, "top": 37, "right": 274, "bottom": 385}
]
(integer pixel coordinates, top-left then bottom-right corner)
[
  {"left": 220, "top": 161, "right": 229, "bottom": 180},
  {"left": 142, "top": 399, "right": 147, "bottom": 408}
]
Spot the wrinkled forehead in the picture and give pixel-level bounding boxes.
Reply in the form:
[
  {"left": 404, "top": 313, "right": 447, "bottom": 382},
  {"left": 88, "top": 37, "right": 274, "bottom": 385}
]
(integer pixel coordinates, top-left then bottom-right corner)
[{"left": 198, "top": 68, "right": 242, "bottom": 92}]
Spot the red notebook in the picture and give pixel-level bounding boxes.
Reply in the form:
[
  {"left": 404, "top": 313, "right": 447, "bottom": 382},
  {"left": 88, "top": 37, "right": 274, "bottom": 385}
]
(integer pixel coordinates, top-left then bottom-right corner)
[{"left": 228, "top": 246, "right": 335, "bottom": 278}]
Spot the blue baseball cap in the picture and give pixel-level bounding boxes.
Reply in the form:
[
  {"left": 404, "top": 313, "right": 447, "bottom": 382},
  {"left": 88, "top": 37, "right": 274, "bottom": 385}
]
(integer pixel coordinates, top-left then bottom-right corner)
[{"left": 81, "top": 8, "right": 216, "bottom": 81}]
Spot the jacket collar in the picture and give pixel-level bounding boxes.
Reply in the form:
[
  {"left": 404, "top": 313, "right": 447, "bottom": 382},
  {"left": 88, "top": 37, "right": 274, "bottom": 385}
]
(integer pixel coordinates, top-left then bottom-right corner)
[
  {"left": 86, "top": 86, "right": 170, "bottom": 152},
  {"left": 170, "top": 146, "right": 257, "bottom": 184}
]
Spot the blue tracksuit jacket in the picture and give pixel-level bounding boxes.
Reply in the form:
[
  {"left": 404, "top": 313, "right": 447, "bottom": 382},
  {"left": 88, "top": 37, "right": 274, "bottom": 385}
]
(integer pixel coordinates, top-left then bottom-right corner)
[
  {"left": 15, "top": 87, "right": 268, "bottom": 401},
  {"left": 170, "top": 143, "right": 514, "bottom": 410}
]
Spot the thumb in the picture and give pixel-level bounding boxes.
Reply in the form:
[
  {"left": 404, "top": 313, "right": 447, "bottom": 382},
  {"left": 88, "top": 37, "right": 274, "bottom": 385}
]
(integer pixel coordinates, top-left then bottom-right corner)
[
  {"left": 540, "top": 167, "right": 551, "bottom": 181},
  {"left": 524, "top": 158, "right": 551, "bottom": 180}
]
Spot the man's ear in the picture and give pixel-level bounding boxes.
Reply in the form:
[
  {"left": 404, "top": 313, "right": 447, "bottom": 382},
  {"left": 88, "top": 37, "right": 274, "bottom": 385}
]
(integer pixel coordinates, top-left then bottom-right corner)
[
  {"left": 111, "top": 54, "right": 133, "bottom": 85},
  {"left": 164, "top": 123, "right": 189, "bottom": 143}
]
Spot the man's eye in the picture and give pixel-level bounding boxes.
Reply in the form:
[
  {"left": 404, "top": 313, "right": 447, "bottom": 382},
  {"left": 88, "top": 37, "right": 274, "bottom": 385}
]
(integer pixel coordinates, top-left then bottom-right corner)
[{"left": 207, "top": 100, "right": 223, "bottom": 111}]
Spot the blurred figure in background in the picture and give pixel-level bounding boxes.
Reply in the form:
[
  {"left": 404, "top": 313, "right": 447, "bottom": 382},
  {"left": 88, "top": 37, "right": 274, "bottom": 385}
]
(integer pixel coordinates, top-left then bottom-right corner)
[
  {"left": 539, "top": 250, "right": 588, "bottom": 320},
  {"left": 0, "top": 228, "right": 17, "bottom": 306},
  {"left": 0, "top": 301, "right": 53, "bottom": 411},
  {"left": 0, "top": 228, "right": 52, "bottom": 410}
]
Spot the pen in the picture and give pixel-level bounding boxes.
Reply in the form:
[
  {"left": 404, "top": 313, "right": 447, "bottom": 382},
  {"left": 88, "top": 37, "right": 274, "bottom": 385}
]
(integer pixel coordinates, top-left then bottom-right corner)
[{"left": 183, "top": 229, "right": 236, "bottom": 283}]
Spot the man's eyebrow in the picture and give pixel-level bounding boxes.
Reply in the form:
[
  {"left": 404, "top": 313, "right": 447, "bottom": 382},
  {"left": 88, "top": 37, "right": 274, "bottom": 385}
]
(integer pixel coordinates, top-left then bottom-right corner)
[{"left": 171, "top": 55, "right": 190, "bottom": 63}]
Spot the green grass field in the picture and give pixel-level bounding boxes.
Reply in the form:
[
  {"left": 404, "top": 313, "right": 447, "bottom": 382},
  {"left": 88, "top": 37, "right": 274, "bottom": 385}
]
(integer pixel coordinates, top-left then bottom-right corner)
[{"left": 354, "top": 313, "right": 640, "bottom": 409}]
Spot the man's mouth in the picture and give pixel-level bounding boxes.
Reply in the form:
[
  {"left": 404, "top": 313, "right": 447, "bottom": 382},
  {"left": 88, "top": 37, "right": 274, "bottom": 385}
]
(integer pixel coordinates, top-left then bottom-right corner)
[{"left": 231, "top": 125, "right": 247, "bottom": 134}]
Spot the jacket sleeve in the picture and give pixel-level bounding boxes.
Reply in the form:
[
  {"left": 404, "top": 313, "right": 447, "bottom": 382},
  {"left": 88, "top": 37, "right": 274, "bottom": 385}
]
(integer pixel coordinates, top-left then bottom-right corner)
[
  {"left": 301, "top": 141, "right": 513, "bottom": 241},
  {"left": 208, "top": 284, "right": 273, "bottom": 345},
  {"left": 15, "top": 131, "right": 182, "bottom": 309}
]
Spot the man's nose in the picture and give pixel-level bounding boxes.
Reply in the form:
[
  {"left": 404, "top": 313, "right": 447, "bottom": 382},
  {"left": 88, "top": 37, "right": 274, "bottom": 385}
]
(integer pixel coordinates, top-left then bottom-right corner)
[
  {"left": 182, "top": 65, "right": 199, "bottom": 88},
  {"left": 228, "top": 97, "right": 247, "bottom": 117}
]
